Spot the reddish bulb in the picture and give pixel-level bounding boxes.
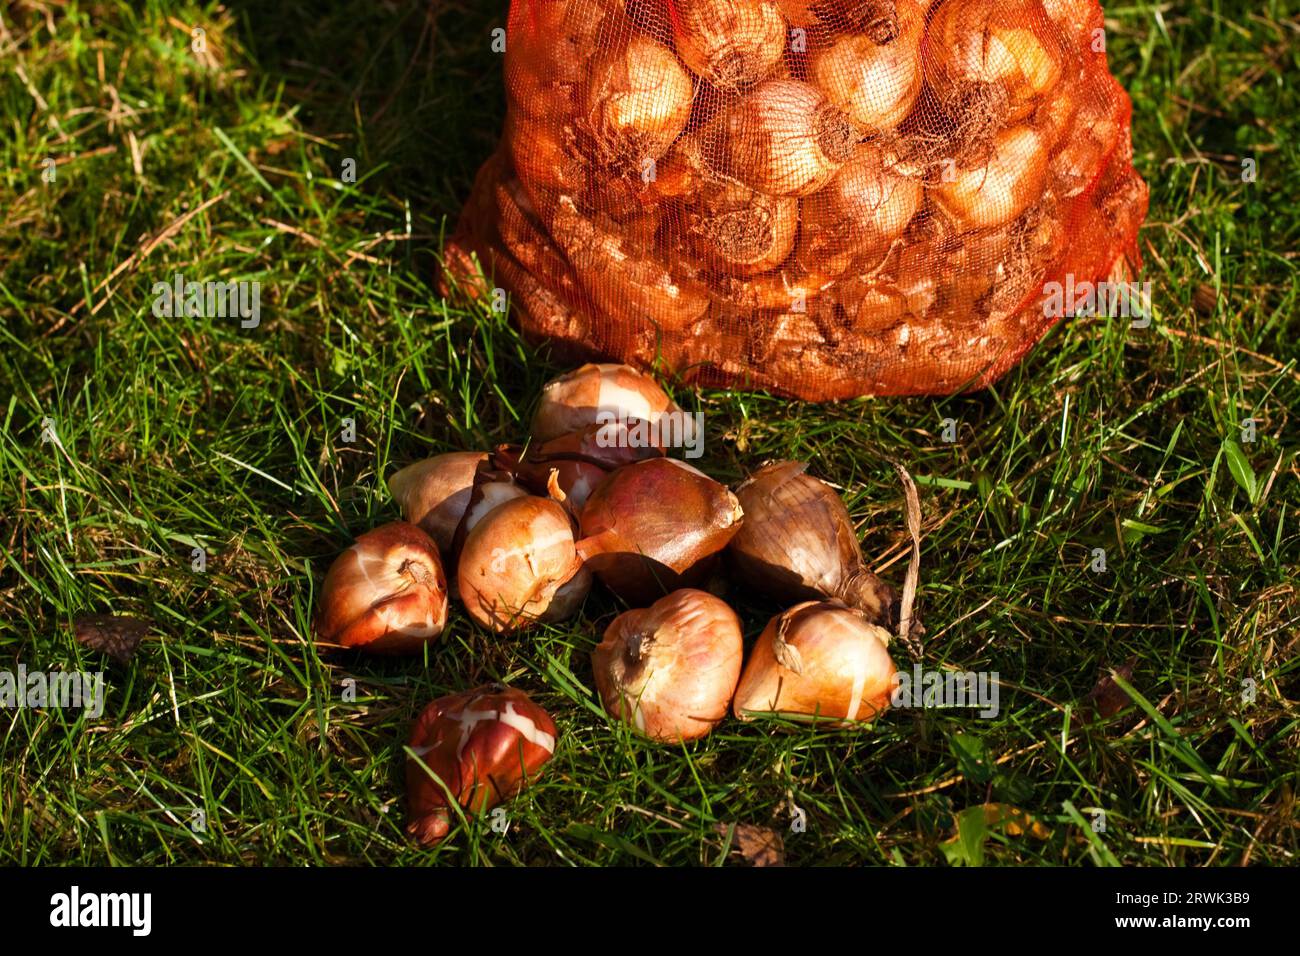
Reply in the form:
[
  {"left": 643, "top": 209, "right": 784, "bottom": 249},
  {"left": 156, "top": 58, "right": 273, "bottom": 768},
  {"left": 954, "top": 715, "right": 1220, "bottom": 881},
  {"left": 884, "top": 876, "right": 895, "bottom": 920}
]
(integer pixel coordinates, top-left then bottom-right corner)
[
  {"left": 315, "top": 522, "right": 449, "bottom": 654},
  {"left": 406, "top": 684, "right": 558, "bottom": 846}
]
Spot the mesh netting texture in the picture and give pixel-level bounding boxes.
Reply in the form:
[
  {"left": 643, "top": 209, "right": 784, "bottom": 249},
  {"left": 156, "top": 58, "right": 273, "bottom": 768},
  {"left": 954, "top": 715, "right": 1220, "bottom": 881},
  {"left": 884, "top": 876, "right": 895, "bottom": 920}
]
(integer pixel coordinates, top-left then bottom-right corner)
[{"left": 442, "top": 0, "right": 1148, "bottom": 401}]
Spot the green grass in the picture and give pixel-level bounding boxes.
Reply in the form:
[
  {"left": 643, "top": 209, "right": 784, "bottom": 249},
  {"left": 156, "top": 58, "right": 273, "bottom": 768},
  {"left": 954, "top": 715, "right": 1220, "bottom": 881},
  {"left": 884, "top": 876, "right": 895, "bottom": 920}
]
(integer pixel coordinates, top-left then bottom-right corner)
[{"left": 0, "top": 0, "right": 1296, "bottom": 866}]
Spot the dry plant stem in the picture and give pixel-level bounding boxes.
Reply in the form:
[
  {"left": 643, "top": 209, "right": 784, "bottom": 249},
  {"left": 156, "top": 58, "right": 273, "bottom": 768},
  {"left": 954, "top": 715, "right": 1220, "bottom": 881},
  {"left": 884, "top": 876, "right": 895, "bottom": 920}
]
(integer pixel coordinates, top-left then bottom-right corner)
[{"left": 890, "top": 460, "right": 922, "bottom": 655}]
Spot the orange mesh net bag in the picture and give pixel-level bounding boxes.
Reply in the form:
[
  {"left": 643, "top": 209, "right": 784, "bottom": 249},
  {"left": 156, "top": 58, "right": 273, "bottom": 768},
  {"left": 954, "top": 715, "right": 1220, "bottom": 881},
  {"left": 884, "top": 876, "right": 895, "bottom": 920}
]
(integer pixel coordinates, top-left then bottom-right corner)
[{"left": 442, "top": 0, "right": 1148, "bottom": 401}]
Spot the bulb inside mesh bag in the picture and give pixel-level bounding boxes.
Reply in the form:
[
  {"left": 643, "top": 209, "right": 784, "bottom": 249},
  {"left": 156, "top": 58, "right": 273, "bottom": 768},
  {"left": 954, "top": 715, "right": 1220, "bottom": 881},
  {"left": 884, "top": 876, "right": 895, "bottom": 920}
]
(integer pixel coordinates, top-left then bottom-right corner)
[{"left": 442, "top": 0, "right": 1147, "bottom": 401}]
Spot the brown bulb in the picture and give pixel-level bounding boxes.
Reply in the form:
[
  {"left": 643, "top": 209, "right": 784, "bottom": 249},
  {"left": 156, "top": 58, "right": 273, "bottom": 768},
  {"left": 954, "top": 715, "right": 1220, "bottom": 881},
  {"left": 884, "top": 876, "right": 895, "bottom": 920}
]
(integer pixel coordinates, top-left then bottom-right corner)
[
  {"left": 733, "top": 601, "right": 896, "bottom": 724},
  {"left": 531, "top": 363, "right": 687, "bottom": 444},
  {"left": 388, "top": 452, "right": 488, "bottom": 556},
  {"left": 492, "top": 422, "right": 664, "bottom": 512},
  {"left": 315, "top": 522, "right": 449, "bottom": 654},
  {"left": 458, "top": 497, "right": 590, "bottom": 632},
  {"left": 579, "top": 458, "right": 744, "bottom": 603},
  {"left": 592, "top": 589, "right": 743, "bottom": 742},
  {"left": 406, "top": 684, "right": 558, "bottom": 846},
  {"left": 728, "top": 461, "right": 895, "bottom": 626}
]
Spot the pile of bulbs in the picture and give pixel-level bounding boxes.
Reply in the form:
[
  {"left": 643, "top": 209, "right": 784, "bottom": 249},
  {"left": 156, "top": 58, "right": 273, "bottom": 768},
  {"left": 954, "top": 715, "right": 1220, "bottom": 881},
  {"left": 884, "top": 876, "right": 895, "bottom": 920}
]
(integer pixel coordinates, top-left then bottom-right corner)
[{"left": 315, "top": 363, "right": 907, "bottom": 845}]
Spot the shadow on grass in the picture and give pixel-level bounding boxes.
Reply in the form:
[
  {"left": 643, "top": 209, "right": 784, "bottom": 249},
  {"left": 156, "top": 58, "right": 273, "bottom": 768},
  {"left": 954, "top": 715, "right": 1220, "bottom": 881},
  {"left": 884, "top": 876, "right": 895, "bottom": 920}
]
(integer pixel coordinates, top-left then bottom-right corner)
[{"left": 224, "top": 0, "right": 506, "bottom": 219}]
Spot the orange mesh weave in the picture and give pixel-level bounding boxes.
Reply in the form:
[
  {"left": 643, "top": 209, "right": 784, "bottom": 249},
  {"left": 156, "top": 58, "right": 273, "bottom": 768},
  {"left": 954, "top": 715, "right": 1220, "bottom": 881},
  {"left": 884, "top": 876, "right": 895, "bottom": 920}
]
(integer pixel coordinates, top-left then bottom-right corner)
[{"left": 443, "top": 0, "right": 1148, "bottom": 401}]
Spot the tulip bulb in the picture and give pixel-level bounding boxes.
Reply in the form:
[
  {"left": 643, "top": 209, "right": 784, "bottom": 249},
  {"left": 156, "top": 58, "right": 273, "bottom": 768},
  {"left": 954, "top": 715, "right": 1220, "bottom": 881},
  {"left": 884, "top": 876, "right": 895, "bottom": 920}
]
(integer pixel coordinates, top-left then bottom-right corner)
[
  {"left": 315, "top": 522, "right": 449, "bottom": 653},
  {"left": 686, "top": 179, "right": 800, "bottom": 275},
  {"left": 552, "top": 197, "right": 712, "bottom": 333},
  {"left": 671, "top": 0, "right": 787, "bottom": 91},
  {"left": 728, "top": 461, "right": 895, "bottom": 626},
  {"left": 796, "top": 146, "right": 922, "bottom": 276},
  {"left": 531, "top": 363, "right": 688, "bottom": 445},
  {"left": 808, "top": 0, "right": 926, "bottom": 135},
  {"left": 579, "top": 458, "right": 744, "bottom": 603},
  {"left": 923, "top": 0, "right": 1064, "bottom": 125},
  {"left": 458, "top": 497, "right": 591, "bottom": 632},
  {"left": 725, "top": 80, "right": 858, "bottom": 197},
  {"left": 592, "top": 589, "right": 743, "bottom": 741},
  {"left": 584, "top": 32, "right": 695, "bottom": 165},
  {"left": 388, "top": 452, "right": 488, "bottom": 556},
  {"left": 932, "top": 123, "right": 1049, "bottom": 230},
  {"left": 406, "top": 684, "right": 558, "bottom": 846},
  {"left": 733, "top": 601, "right": 896, "bottom": 722}
]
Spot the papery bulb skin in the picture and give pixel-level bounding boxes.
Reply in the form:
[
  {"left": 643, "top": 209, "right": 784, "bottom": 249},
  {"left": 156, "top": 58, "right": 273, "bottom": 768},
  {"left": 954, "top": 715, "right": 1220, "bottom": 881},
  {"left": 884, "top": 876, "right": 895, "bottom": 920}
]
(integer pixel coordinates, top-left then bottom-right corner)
[
  {"left": 460, "top": 479, "right": 531, "bottom": 538},
  {"left": 406, "top": 685, "right": 558, "bottom": 846},
  {"left": 808, "top": 0, "right": 926, "bottom": 135},
  {"left": 931, "top": 123, "right": 1049, "bottom": 230},
  {"left": 531, "top": 363, "right": 685, "bottom": 444},
  {"left": 584, "top": 33, "right": 695, "bottom": 164},
  {"left": 492, "top": 421, "right": 666, "bottom": 511},
  {"left": 733, "top": 601, "right": 896, "bottom": 723},
  {"left": 592, "top": 589, "right": 743, "bottom": 741},
  {"left": 458, "top": 497, "right": 589, "bottom": 632},
  {"left": 388, "top": 452, "right": 488, "bottom": 556},
  {"left": 446, "top": 472, "right": 533, "bottom": 574},
  {"left": 533, "top": 420, "right": 671, "bottom": 468},
  {"left": 579, "top": 458, "right": 744, "bottom": 604},
  {"left": 728, "top": 461, "right": 895, "bottom": 626},
  {"left": 315, "top": 522, "right": 449, "bottom": 654},
  {"left": 923, "top": 0, "right": 1064, "bottom": 125},
  {"left": 725, "top": 80, "right": 857, "bottom": 197},
  {"left": 671, "top": 0, "right": 787, "bottom": 91}
]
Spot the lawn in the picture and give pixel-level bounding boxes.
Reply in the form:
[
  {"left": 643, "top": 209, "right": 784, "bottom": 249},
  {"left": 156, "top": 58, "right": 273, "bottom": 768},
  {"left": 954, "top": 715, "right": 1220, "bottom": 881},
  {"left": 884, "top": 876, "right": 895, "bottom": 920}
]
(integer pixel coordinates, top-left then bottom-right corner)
[{"left": 0, "top": 0, "right": 1296, "bottom": 866}]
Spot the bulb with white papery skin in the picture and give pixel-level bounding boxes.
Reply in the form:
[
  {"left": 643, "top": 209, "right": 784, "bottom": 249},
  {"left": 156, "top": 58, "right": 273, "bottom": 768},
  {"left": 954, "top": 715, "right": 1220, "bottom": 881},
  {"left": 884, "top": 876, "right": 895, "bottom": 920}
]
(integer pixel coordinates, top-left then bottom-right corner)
[
  {"left": 808, "top": 0, "right": 926, "bottom": 135},
  {"left": 585, "top": 32, "right": 694, "bottom": 164},
  {"left": 671, "top": 0, "right": 787, "bottom": 91},
  {"left": 406, "top": 684, "right": 558, "bottom": 846},
  {"left": 314, "top": 522, "right": 449, "bottom": 654},
  {"left": 458, "top": 497, "right": 591, "bottom": 632},
  {"left": 733, "top": 601, "right": 896, "bottom": 723},
  {"left": 725, "top": 80, "right": 858, "bottom": 197},
  {"left": 592, "top": 589, "right": 743, "bottom": 742},
  {"left": 531, "top": 363, "right": 689, "bottom": 445},
  {"left": 796, "top": 147, "right": 923, "bottom": 277},
  {"left": 931, "top": 123, "right": 1049, "bottom": 230},
  {"left": 460, "top": 479, "right": 531, "bottom": 538},
  {"left": 923, "top": 0, "right": 1064, "bottom": 125}
]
